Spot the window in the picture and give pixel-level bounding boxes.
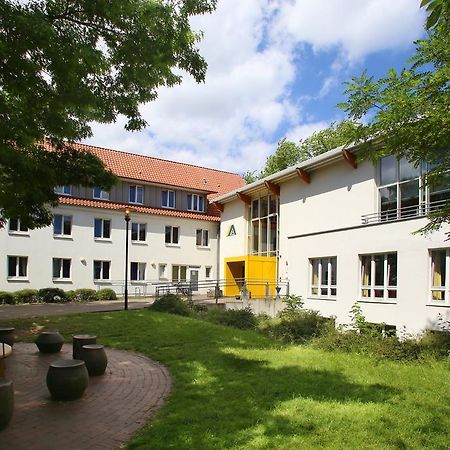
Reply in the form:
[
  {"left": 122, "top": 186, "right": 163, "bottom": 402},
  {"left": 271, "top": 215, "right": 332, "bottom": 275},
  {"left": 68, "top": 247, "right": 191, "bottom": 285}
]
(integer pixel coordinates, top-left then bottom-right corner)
[
  {"left": 430, "top": 249, "right": 450, "bottom": 302},
  {"left": 93, "top": 187, "right": 110, "bottom": 201},
  {"left": 131, "top": 223, "right": 146, "bottom": 242},
  {"left": 94, "top": 218, "right": 111, "bottom": 239},
  {"left": 172, "top": 265, "right": 187, "bottom": 282},
  {"left": 94, "top": 260, "right": 110, "bottom": 281},
  {"left": 7, "top": 256, "right": 27, "bottom": 278},
  {"left": 310, "top": 257, "right": 337, "bottom": 297},
  {"left": 55, "top": 185, "right": 72, "bottom": 195},
  {"left": 9, "top": 218, "right": 28, "bottom": 233},
  {"left": 158, "top": 263, "right": 168, "bottom": 279},
  {"left": 129, "top": 185, "right": 144, "bottom": 204},
  {"left": 162, "top": 190, "right": 175, "bottom": 209},
  {"left": 165, "top": 225, "right": 179, "bottom": 244},
  {"left": 248, "top": 194, "right": 278, "bottom": 256},
  {"left": 130, "top": 262, "right": 146, "bottom": 281},
  {"left": 196, "top": 229, "right": 209, "bottom": 247},
  {"left": 54, "top": 215, "right": 72, "bottom": 236},
  {"left": 205, "top": 266, "right": 212, "bottom": 279},
  {"left": 360, "top": 253, "right": 397, "bottom": 301},
  {"left": 52, "top": 258, "right": 71, "bottom": 280},
  {"left": 187, "top": 194, "right": 205, "bottom": 212}
]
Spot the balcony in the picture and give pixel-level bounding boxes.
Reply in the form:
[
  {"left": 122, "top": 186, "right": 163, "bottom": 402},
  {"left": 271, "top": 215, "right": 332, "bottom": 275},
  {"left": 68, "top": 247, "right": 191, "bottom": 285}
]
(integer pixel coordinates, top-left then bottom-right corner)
[{"left": 361, "top": 199, "right": 448, "bottom": 225}]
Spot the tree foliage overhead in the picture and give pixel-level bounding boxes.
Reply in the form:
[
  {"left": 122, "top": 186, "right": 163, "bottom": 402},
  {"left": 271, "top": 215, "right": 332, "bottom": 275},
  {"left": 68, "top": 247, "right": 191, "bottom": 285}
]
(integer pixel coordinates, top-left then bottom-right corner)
[
  {"left": 0, "top": 0, "right": 216, "bottom": 228},
  {"left": 339, "top": 0, "right": 450, "bottom": 233}
]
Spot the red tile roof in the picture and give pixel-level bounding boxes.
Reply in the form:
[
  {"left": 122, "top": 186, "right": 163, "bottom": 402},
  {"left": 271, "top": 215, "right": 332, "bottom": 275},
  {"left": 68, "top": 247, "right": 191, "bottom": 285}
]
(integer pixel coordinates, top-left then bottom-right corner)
[
  {"left": 59, "top": 196, "right": 222, "bottom": 222},
  {"left": 66, "top": 142, "right": 245, "bottom": 200}
]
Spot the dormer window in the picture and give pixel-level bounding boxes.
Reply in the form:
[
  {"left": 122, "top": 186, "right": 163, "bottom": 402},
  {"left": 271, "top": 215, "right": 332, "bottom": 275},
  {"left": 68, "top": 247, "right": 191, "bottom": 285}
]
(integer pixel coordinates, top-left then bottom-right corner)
[
  {"left": 55, "top": 185, "right": 72, "bottom": 196},
  {"left": 129, "top": 185, "right": 143, "bottom": 204},
  {"left": 93, "top": 187, "right": 110, "bottom": 201},
  {"left": 187, "top": 194, "right": 205, "bottom": 212},
  {"left": 162, "top": 190, "right": 175, "bottom": 209}
]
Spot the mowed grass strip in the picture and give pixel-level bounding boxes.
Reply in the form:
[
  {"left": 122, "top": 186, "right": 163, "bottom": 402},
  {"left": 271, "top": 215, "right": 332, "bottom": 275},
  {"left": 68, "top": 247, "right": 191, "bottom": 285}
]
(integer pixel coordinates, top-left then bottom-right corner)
[{"left": 7, "top": 310, "right": 450, "bottom": 449}]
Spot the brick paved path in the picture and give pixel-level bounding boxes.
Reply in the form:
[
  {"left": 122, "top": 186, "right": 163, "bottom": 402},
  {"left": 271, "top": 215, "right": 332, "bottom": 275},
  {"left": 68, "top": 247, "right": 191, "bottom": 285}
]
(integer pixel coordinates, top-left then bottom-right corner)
[{"left": 0, "top": 343, "right": 171, "bottom": 450}]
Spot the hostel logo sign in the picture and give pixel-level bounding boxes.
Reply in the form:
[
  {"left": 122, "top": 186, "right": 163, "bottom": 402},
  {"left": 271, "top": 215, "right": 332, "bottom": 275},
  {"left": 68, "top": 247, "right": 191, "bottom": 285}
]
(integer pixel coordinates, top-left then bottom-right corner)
[{"left": 227, "top": 225, "right": 236, "bottom": 237}]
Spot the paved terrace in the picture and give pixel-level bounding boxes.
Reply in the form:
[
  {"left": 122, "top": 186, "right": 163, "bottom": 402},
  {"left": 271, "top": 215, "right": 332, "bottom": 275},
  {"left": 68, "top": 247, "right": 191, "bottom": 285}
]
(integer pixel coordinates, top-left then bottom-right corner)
[{"left": 0, "top": 343, "right": 171, "bottom": 450}]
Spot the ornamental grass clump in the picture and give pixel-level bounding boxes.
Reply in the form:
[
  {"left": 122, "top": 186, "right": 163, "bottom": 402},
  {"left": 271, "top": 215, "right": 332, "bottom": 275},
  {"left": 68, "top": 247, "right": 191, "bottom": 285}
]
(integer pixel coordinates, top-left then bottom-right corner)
[
  {"left": 13, "top": 289, "right": 38, "bottom": 304},
  {"left": 150, "top": 294, "right": 192, "bottom": 317}
]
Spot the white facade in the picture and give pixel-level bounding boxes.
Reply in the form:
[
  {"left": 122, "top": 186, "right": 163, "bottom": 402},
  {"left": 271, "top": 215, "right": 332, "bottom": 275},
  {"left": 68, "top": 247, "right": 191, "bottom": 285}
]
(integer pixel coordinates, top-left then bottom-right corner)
[{"left": 217, "top": 150, "right": 450, "bottom": 334}]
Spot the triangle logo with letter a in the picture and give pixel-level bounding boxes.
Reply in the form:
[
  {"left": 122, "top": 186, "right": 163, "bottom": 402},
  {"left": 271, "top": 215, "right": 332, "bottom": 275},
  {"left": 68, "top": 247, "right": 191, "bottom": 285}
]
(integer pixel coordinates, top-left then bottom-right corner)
[{"left": 227, "top": 225, "right": 236, "bottom": 236}]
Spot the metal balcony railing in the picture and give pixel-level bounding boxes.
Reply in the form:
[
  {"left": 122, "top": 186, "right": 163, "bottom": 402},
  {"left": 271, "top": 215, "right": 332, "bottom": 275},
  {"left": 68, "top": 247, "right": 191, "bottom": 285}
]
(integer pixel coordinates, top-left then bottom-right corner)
[{"left": 361, "top": 199, "right": 448, "bottom": 225}]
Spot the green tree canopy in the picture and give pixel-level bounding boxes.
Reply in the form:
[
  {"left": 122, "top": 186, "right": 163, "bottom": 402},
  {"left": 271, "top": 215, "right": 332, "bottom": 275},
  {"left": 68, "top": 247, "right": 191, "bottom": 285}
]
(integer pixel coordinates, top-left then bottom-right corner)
[
  {"left": 0, "top": 0, "right": 216, "bottom": 228},
  {"left": 339, "top": 0, "right": 450, "bottom": 233}
]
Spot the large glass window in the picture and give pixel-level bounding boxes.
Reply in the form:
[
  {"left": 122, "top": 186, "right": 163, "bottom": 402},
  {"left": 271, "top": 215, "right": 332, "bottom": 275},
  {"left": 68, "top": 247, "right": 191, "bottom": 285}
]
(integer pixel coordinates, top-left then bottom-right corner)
[
  {"left": 162, "top": 190, "right": 175, "bottom": 208},
  {"left": 9, "top": 218, "right": 28, "bottom": 233},
  {"left": 248, "top": 194, "right": 278, "bottom": 256},
  {"left": 129, "top": 185, "right": 143, "bottom": 204},
  {"left": 172, "top": 265, "right": 187, "bottom": 282},
  {"left": 196, "top": 229, "right": 209, "bottom": 247},
  {"left": 310, "top": 257, "right": 337, "bottom": 297},
  {"left": 93, "top": 187, "right": 110, "bottom": 201},
  {"left": 188, "top": 194, "right": 205, "bottom": 212},
  {"left": 430, "top": 249, "right": 449, "bottom": 302},
  {"left": 131, "top": 223, "right": 146, "bottom": 242},
  {"left": 165, "top": 226, "right": 179, "bottom": 244},
  {"left": 54, "top": 185, "right": 72, "bottom": 195},
  {"left": 53, "top": 258, "right": 71, "bottom": 279},
  {"left": 130, "top": 262, "right": 146, "bottom": 281},
  {"left": 7, "top": 256, "right": 28, "bottom": 278},
  {"left": 54, "top": 215, "right": 72, "bottom": 237},
  {"left": 94, "top": 260, "right": 110, "bottom": 280},
  {"left": 360, "top": 253, "right": 397, "bottom": 301},
  {"left": 94, "top": 218, "right": 111, "bottom": 239}
]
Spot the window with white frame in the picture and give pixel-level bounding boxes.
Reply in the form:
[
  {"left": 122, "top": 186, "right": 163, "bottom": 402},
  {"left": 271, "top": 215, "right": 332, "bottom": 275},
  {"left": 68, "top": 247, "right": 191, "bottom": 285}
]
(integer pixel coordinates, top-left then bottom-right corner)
[
  {"left": 94, "top": 218, "right": 111, "bottom": 239},
  {"left": 310, "top": 257, "right": 337, "bottom": 297},
  {"left": 9, "top": 218, "right": 28, "bottom": 233},
  {"left": 94, "top": 260, "right": 110, "bottom": 281},
  {"left": 430, "top": 249, "right": 450, "bottom": 302},
  {"left": 187, "top": 194, "right": 205, "bottom": 212},
  {"left": 161, "top": 190, "right": 175, "bottom": 208},
  {"left": 205, "top": 266, "right": 212, "bottom": 279},
  {"left": 93, "top": 187, "right": 110, "bottom": 201},
  {"left": 248, "top": 194, "right": 278, "bottom": 256},
  {"left": 130, "top": 262, "right": 146, "bottom": 281},
  {"left": 196, "top": 229, "right": 209, "bottom": 247},
  {"left": 172, "top": 265, "right": 187, "bottom": 282},
  {"left": 158, "top": 263, "right": 168, "bottom": 279},
  {"left": 129, "top": 185, "right": 144, "bottom": 204},
  {"left": 53, "top": 258, "right": 71, "bottom": 280},
  {"left": 54, "top": 215, "right": 72, "bottom": 237},
  {"left": 7, "top": 256, "right": 28, "bottom": 278},
  {"left": 54, "top": 185, "right": 72, "bottom": 195},
  {"left": 360, "top": 253, "right": 397, "bottom": 300},
  {"left": 165, "top": 225, "right": 179, "bottom": 244},
  {"left": 131, "top": 223, "right": 146, "bottom": 242}
]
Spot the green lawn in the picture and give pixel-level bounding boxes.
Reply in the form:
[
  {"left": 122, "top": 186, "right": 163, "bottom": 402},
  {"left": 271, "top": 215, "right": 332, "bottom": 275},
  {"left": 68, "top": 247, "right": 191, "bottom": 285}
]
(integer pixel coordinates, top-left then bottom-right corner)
[{"left": 7, "top": 310, "right": 450, "bottom": 449}]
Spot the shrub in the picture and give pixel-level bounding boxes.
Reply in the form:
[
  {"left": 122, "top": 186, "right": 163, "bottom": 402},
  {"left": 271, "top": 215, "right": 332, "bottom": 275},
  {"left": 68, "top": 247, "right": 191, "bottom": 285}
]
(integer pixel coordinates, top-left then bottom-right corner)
[
  {"left": 38, "top": 288, "right": 68, "bottom": 303},
  {"left": 72, "top": 289, "right": 98, "bottom": 302},
  {"left": 280, "top": 294, "right": 304, "bottom": 316},
  {"left": 203, "top": 307, "right": 257, "bottom": 330},
  {"left": 420, "top": 330, "right": 450, "bottom": 358},
  {"left": 65, "top": 290, "right": 76, "bottom": 302},
  {"left": 0, "top": 291, "right": 15, "bottom": 305},
  {"left": 150, "top": 294, "right": 192, "bottom": 316},
  {"left": 97, "top": 288, "right": 117, "bottom": 301},
  {"left": 13, "top": 289, "right": 38, "bottom": 304}
]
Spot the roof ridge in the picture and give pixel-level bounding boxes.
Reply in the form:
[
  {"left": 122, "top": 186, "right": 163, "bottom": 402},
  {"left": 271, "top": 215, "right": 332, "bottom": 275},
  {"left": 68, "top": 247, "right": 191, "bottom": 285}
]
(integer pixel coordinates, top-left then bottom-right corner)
[{"left": 77, "top": 141, "right": 242, "bottom": 177}]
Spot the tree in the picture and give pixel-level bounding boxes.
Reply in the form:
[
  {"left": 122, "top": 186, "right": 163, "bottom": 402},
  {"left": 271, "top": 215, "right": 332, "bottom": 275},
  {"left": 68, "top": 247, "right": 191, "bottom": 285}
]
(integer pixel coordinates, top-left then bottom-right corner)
[
  {"left": 0, "top": 0, "right": 216, "bottom": 228},
  {"left": 339, "top": 0, "right": 450, "bottom": 233}
]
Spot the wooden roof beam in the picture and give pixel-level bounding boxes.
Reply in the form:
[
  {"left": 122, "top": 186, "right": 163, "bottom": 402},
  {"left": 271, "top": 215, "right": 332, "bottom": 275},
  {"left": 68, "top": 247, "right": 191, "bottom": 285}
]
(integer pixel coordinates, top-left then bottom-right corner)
[
  {"left": 296, "top": 168, "right": 311, "bottom": 184},
  {"left": 264, "top": 181, "right": 280, "bottom": 196},
  {"left": 342, "top": 149, "right": 357, "bottom": 169},
  {"left": 212, "top": 202, "right": 224, "bottom": 212},
  {"left": 236, "top": 192, "right": 252, "bottom": 205}
]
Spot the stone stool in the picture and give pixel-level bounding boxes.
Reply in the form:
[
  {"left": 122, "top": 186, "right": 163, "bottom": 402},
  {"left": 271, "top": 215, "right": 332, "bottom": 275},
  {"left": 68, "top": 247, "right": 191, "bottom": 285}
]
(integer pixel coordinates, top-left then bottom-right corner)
[
  {"left": 0, "top": 327, "right": 15, "bottom": 347},
  {"left": 46, "top": 359, "right": 89, "bottom": 400},
  {"left": 0, "top": 378, "right": 14, "bottom": 430},
  {"left": 80, "top": 344, "right": 108, "bottom": 376},
  {"left": 72, "top": 334, "right": 97, "bottom": 359},
  {"left": 35, "top": 331, "right": 64, "bottom": 354}
]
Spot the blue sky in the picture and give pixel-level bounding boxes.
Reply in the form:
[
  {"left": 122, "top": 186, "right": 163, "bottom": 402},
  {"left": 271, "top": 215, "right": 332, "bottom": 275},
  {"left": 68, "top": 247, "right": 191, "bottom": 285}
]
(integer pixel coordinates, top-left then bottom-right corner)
[{"left": 85, "top": 0, "right": 426, "bottom": 175}]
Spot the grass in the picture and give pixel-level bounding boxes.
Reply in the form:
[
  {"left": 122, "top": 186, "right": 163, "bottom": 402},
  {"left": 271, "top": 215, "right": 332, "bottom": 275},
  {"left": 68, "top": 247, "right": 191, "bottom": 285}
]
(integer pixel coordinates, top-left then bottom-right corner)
[{"left": 6, "top": 309, "right": 450, "bottom": 449}]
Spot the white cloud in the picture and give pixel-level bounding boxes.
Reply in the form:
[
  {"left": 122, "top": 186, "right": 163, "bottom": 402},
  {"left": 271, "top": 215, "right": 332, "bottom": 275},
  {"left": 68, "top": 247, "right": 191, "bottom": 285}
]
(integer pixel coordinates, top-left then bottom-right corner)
[{"left": 286, "top": 121, "right": 331, "bottom": 143}]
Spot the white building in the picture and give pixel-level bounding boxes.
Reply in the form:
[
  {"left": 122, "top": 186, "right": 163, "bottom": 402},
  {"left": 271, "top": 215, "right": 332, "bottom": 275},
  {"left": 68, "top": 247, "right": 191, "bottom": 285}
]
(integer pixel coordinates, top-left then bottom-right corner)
[
  {"left": 0, "top": 143, "right": 244, "bottom": 296},
  {"left": 214, "top": 147, "right": 450, "bottom": 334}
]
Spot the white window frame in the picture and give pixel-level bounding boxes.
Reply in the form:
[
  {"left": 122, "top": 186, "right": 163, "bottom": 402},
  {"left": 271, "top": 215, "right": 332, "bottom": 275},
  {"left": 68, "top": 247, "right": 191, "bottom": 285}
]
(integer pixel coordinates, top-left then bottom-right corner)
[
  {"left": 93, "top": 187, "right": 110, "bottom": 201},
  {"left": 360, "top": 252, "right": 397, "bottom": 302},
  {"left": 55, "top": 185, "right": 72, "bottom": 196},
  {"left": 53, "top": 214, "right": 72, "bottom": 237},
  {"left": 172, "top": 265, "right": 187, "bottom": 282},
  {"left": 188, "top": 194, "right": 205, "bottom": 212},
  {"left": 8, "top": 218, "right": 29, "bottom": 234},
  {"left": 129, "top": 185, "right": 144, "bottom": 205},
  {"left": 196, "top": 229, "right": 209, "bottom": 247},
  {"left": 158, "top": 263, "right": 168, "bottom": 280},
  {"left": 162, "top": 190, "right": 175, "bottom": 209},
  {"left": 205, "top": 266, "right": 212, "bottom": 279},
  {"left": 7, "top": 255, "right": 28, "bottom": 279},
  {"left": 130, "top": 262, "right": 146, "bottom": 281},
  {"left": 309, "top": 257, "right": 337, "bottom": 298},
  {"left": 52, "top": 257, "right": 71, "bottom": 281},
  {"left": 165, "top": 225, "right": 180, "bottom": 245},
  {"left": 93, "top": 260, "right": 111, "bottom": 281},
  {"left": 131, "top": 223, "right": 147, "bottom": 242},
  {"left": 94, "top": 218, "right": 111, "bottom": 240},
  {"left": 429, "top": 248, "right": 450, "bottom": 304}
]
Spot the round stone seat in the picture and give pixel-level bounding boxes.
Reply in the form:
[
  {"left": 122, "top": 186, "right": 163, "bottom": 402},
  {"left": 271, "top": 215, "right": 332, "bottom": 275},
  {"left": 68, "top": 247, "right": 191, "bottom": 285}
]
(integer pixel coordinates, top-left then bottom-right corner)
[
  {"left": 46, "top": 359, "right": 89, "bottom": 401},
  {"left": 80, "top": 344, "right": 108, "bottom": 376},
  {"left": 0, "top": 328, "right": 15, "bottom": 347},
  {"left": 72, "top": 334, "right": 97, "bottom": 359}
]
